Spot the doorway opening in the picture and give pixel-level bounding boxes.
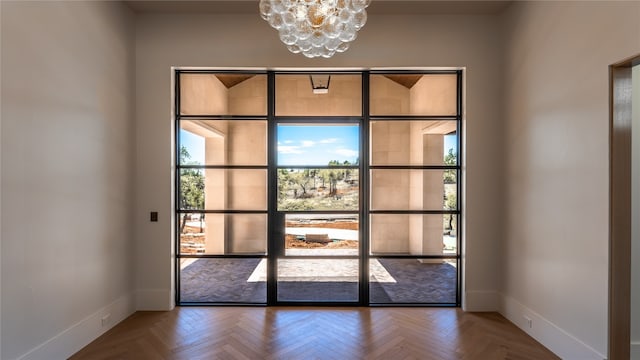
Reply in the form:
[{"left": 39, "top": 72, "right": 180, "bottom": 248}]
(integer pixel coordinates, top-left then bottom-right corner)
[
  {"left": 609, "top": 54, "right": 640, "bottom": 360},
  {"left": 175, "top": 69, "right": 462, "bottom": 306}
]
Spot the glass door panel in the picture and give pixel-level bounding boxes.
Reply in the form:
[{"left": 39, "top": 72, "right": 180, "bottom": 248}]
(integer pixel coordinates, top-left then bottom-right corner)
[
  {"left": 284, "top": 214, "right": 359, "bottom": 256},
  {"left": 370, "top": 73, "right": 457, "bottom": 116},
  {"left": 277, "top": 259, "right": 359, "bottom": 302},
  {"left": 180, "top": 258, "right": 267, "bottom": 303},
  {"left": 369, "top": 258, "right": 458, "bottom": 304},
  {"left": 370, "top": 120, "right": 458, "bottom": 166},
  {"left": 275, "top": 74, "right": 362, "bottom": 116},
  {"left": 277, "top": 168, "right": 359, "bottom": 211},
  {"left": 180, "top": 73, "right": 267, "bottom": 116},
  {"left": 275, "top": 123, "right": 360, "bottom": 303},
  {"left": 369, "top": 214, "right": 457, "bottom": 256},
  {"left": 179, "top": 120, "right": 267, "bottom": 166},
  {"left": 368, "top": 71, "right": 461, "bottom": 305}
]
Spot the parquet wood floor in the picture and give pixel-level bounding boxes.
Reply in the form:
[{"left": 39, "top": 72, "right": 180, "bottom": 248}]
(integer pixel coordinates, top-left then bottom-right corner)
[{"left": 70, "top": 307, "right": 559, "bottom": 360}]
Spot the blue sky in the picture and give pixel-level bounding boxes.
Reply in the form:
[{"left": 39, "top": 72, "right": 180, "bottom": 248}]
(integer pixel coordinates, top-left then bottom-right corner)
[
  {"left": 180, "top": 130, "right": 205, "bottom": 164},
  {"left": 278, "top": 125, "right": 359, "bottom": 166},
  {"left": 444, "top": 134, "right": 457, "bottom": 155},
  {"left": 180, "top": 125, "right": 457, "bottom": 165}
]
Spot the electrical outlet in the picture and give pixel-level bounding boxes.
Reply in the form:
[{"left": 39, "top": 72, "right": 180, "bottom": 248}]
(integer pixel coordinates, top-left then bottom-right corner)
[
  {"left": 101, "top": 314, "right": 111, "bottom": 327},
  {"left": 523, "top": 315, "right": 532, "bottom": 328}
]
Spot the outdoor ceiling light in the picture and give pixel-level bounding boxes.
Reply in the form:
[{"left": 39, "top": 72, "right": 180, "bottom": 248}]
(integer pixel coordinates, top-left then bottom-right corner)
[
  {"left": 259, "top": 0, "right": 371, "bottom": 58},
  {"left": 310, "top": 74, "right": 330, "bottom": 94}
]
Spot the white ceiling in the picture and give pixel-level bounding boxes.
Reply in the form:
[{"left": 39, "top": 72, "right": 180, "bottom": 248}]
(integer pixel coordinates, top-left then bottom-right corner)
[{"left": 124, "top": 1, "right": 512, "bottom": 15}]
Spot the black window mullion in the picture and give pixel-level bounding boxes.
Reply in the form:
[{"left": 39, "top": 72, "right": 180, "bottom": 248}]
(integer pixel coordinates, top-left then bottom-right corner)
[
  {"left": 360, "top": 70, "right": 370, "bottom": 306},
  {"left": 369, "top": 115, "right": 460, "bottom": 121},
  {"left": 369, "top": 167, "right": 460, "bottom": 170},
  {"left": 174, "top": 70, "right": 182, "bottom": 305},
  {"left": 179, "top": 165, "right": 268, "bottom": 170},
  {"left": 178, "top": 115, "right": 268, "bottom": 120},
  {"left": 456, "top": 69, "right": 463, "bottom": 305},
  {"left": 369, "top": 210, "right": 460, "bottom": 214},
  {"left": 267, "top": 71, "right": 278, "bottom": 305},
  {"left": 276, "top": 166, "right": 359, "bottom": 170},
  {"left": 369, "top": 69, "right": 459, "bottom": 75}
]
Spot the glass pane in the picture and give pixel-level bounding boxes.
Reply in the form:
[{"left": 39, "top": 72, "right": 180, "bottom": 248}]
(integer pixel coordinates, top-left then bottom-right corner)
[
  {"left": 275, "top": 74, "right": 362, "bottom": 116},
  {"left": 370, "top": 214, "right": 458, "bottom": 255},
  {"left": 370, "top": 120, "right": 458, "bottom": 166},
  {"left": 180, "top": 258, "right": 266, "bottom": 303},
  {"left": 285, "top": 214, "right": 359, "bottom": 256},
  {"left": 278, "top": 168, "right": 358, "bottom": 211},
  {"left": 179, "top": 120, "right": 267, "bottom": 166},
  {"left": 179, "top": 168, "right": 205, "bottom": 211},
  {"left": 370, "top": 74, "right": 457, "bottom": 116},
  {"left": 277, "top": 124, "right": 359, "bottom": 166},
  {"left": 180, "top": 73, "right": 267, "bottom": 115},
  {"left": 369, "top": 258, "right": 457, "bottom": 304},
  {"left": 178, "top": 169, "right": 266, "bottom": 211},
  {"left": 277, "top": 259, "right": 359, "bottom": 302},
  {"left": 370, "top": 169, "right": 456, "bottom": 211},
  {"left": 179, "top": 213, "right": 267, "bottom": 255}
]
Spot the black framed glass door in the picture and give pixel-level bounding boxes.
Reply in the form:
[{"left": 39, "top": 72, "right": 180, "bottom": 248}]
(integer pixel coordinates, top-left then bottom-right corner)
[
  {"left": 175, "top": 69, "right": 462, "bottom": 306},
  {"left": 272, "top": 122, "right": 362, "bottom": 304}
]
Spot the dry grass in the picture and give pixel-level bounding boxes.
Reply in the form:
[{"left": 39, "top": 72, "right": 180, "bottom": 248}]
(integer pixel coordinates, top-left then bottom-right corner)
[{"left": 285, "top": 220, "right": 358, "bottom": 249}]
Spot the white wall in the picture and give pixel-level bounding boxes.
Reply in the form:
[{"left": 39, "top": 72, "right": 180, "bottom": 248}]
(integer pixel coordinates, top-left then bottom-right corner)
[
  {"left": 632, "top": 63, "right": 640, "bottom": 359},
  {"left": 0, "top": 2, "right": 4, "bottom": 356},
  {"left": 2, "top": 1, "right": 637, "bottom": 359},
  {"left": 135, "top": 13, "right": 505, "bottom": 311},
  {"left": 0, "top": 1, "right": 136, "bottom": 359},
  {"left": 500, "top": 1, "right": 640, "bottom": 359}
]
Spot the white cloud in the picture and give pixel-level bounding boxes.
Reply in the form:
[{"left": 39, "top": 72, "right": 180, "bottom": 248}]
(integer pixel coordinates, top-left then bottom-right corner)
[
  {"left": 319, "top": 138, "right": 339, "bottom": 144},
  {"left": 301, "top": 140, "right": 315, "bottom": 147},
  {"left": 333, "top": 148, "right": 358, "bottom": 158},
  {"left": 284, "top": 140, "right": 294, "bottom": 144},
  {"left": 278, "top": 145, "right": 304, "bottom": 154}
]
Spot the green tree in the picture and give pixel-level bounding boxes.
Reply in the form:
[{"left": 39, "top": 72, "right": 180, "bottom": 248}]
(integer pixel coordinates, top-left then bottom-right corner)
[
  {"left": 180, "top": 146, "right": 204, "bottom": 232},
  {"left": 444, "top": 148, "right": 456, "bottom": 165},
  {"left": 443, "top": 149, "right": 457, "bottom": 231},
  {"left": 328, "top": 170, "right": 337, "bottom": 195},
  {"left": 443, "top": 148, "right": 457, "bottom": 184},
  {"left": 290, "top": 170, "right": 311, "bottom": 197},
  {"left": 444, "top": 193, "right": 457, "bottom": 230},
  {"left": 278, "top": 169, "right": 291, "bottom": 198},
  {"left": 309, "top": 169, "right": 318, "bottom": 189}
]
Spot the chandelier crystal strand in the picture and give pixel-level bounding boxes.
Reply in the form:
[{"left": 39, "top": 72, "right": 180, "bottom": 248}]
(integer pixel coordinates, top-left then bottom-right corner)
[{"left": 259, "top": 0, "right": 371, "bottom": 58}]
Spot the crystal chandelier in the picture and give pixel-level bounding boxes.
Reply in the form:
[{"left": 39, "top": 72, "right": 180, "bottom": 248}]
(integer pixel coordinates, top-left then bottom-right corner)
[{"left": 259, "top": 0, "right": 371, "bottom": 58}]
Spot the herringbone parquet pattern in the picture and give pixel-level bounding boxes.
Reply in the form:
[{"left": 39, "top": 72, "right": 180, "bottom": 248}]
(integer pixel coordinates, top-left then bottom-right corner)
[{"left": 70, "top": 307, "right": 559, "bottom": 360}]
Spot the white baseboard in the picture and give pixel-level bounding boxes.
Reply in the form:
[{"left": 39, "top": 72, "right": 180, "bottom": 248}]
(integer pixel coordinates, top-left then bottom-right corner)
[
  {"left": 499, "top": 294, "right": 605, "bottom": 360},
  {"left": 631, "top": 342, "right": 640, "bottom": 359},
  {"left": 463, "top": 290, "right": 498, "bottom": 311},
  {"left": 18, "top": 292, "right": 135, "bottom": 360},
  {"left": 136, "top": 288, "right": 174, "bottom": 311}
]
